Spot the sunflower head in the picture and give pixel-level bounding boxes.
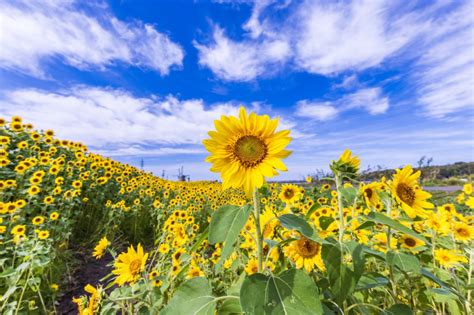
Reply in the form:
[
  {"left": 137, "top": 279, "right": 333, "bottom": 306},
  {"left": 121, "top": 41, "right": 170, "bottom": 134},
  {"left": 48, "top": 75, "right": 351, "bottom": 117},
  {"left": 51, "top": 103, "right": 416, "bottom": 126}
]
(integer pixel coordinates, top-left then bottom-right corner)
[
  {"left": 279, "top": 184, "right": 302, "bottom": 204},
  {"left": 112, "top": 244, "right": 148, "bottom": 286},
  {"left": 390, "top": 165, "right": 433, "bottom": 218},
  {"left": 330, "top": 149, "right": 360, "bottom": 178},
  {"left": 203, "top": 107, "right": 292, "bottom": 196}
]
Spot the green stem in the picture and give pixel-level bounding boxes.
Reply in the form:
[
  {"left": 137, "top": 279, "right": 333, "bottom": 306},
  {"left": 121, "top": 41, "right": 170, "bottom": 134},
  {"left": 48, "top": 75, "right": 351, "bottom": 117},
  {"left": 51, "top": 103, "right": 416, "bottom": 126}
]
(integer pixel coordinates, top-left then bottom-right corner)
[
  {"left": 335, "top": 173, "right": 345, "bottom": 244},
  {"left": 253, "top": 189, "right": 263, "bottom": 273},
  {"left": 385, "top": 199, "right": 398, "bottom": 303}
]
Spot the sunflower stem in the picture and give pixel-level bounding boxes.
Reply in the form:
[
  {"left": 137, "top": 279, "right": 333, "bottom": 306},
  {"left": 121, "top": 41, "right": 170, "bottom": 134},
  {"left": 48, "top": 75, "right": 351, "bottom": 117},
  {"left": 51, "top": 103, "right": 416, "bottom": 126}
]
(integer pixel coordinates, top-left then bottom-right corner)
[
  {"left": 253, "top": 188, "right": 263, "bottom": 273},
  {"left": 335, "top": 173, "right": 345, "bottom": 244}
]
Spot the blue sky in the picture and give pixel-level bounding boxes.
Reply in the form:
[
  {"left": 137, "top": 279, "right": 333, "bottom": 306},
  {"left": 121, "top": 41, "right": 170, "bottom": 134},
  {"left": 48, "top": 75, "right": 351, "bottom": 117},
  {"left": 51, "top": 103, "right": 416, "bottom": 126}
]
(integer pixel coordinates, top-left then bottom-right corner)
[{"left": 0, "top": 0, "right": 473, "bottom": 180}]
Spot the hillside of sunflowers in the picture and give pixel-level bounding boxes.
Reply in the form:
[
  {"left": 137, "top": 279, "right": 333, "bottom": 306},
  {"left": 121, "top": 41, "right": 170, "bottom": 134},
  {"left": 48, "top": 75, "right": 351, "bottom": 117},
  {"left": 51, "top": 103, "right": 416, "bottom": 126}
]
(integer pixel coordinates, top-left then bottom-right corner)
[{"left": 0, "top": 111, "right": 473, "bottom": 315}]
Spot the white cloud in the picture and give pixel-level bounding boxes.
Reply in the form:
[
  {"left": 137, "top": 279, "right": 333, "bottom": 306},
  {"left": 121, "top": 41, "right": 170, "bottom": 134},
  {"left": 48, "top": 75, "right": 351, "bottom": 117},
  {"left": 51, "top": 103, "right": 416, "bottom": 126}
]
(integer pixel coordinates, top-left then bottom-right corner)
[
  {"left": 296, "top": 101, "right": 338, "bottom": 121},
  {"left": 293, "top": 1, "right": 421, "bottom": 75},
  {"left": 413, "top": 3, "right": 474, "bottom": 118},
  {"left": 344, "top": 88, "right": 389, "bottom": 115},
  {"left": 194, "top": 26, "right": 289, "bottom": 81},
  {"left": 0, "top": 86, "right": 241, "bottom": 148},
  {"left": 0, "top": 0, "right": 184, "bottom": 77},
  {"left": 295, "top": 87, "right": 389, "bottom": 120},
  {"left": 0, "top": 86, "right": 300, "bottom": 153}
]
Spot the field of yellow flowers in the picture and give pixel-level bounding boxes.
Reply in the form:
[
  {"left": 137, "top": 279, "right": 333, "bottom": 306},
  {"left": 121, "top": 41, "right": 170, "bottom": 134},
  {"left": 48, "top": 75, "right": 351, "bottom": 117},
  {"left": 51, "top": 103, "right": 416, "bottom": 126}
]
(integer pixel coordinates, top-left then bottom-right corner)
[{"left": 0, "top": 110, "right": 473, "bottom": 315}]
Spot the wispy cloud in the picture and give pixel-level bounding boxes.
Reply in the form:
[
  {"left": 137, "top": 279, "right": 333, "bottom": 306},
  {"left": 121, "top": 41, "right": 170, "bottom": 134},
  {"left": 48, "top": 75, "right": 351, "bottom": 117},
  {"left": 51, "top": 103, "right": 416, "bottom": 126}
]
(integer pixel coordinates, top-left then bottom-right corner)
[
  {"left": 296, "top": 87, "right": 389, "bottom": 121},
  {"left": 194, "top": 26, "right": 289, "bottom": 81},
  {"left": 0, "top": 0, "right": 184, "bottom": 77}
]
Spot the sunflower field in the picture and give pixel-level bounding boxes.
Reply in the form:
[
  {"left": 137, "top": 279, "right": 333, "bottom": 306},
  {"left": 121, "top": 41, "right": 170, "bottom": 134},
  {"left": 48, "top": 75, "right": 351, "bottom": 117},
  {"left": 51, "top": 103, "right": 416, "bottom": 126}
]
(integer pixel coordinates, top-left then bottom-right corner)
[{"left": 0, "top": 111, "right": 473, "bottom": 315}]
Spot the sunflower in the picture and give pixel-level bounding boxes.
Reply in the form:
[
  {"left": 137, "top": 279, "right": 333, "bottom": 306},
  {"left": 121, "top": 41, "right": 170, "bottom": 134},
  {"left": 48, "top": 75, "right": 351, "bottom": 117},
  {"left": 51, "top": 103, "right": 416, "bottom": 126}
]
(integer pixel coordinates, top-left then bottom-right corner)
[
  {"left": 434, "top": 249, "right": 468, "bottom": 268},
  {"left": 159, "top": 243, "right": 170, "bottom": 254},
  {"left": 244, "top": 257, "right": 259, "bottom": 275},
  {"left": 452, "top": 222, "right": 473, "bottom": 242},
  {"left": 187, "top": 265, "right": 205, "bottom": 279},
  {"left": 283, "top": 236, "right": 324, "bottom": 272},
  {"left": 360, "top": 182, "right": 381, "bottom": 208},
  {"left": 32, "top": 216, "right": 45, "bottom": 225},
  {"left": 11, "top": 225, "right": 26, "bottom": 236},
  {"left": 37, "top": 230, "right": 50, "bottom": 240},
  {"left": 112, "top": 244, "right": 148, "bottom": 286},
  {"left": 463, "top": 183, "right": 472, "bottom": 195},
  {"left": 399, "top": 234, "right": 425, "bottom": 253},
  {"left": 50, "top": 212, "right": 59, "bottom": 220},
  {"left": 331, "top": 149, "right": 360, "bottom": 176},
  {"left": 203, "top": 107, "right": 292, "bottom": 196},
  {"left": 390, "top": 165, "right": 433, "bottom": 218},
  {"left": 93, "top": 237, "right": 109, "bottom": 259},
  {"left": 279, "top": 184, "right": 302, "bottom": 204}
]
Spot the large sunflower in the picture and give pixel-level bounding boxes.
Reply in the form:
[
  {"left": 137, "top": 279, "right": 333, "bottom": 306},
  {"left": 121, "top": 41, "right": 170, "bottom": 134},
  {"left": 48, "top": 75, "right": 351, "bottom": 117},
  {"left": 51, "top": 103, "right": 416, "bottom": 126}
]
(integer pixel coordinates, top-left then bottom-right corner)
[
  {"left": 390, "top": 165, "right": 433, "bottom": 218},
  {"left": 203, "top": 107, "right": 291, "bottom": 196},
  {"left": 283, "top": 236, "right": 324, "bottom": 272},
  {"left": 112, "top": 244, "right": 148, "bottom": 286}
]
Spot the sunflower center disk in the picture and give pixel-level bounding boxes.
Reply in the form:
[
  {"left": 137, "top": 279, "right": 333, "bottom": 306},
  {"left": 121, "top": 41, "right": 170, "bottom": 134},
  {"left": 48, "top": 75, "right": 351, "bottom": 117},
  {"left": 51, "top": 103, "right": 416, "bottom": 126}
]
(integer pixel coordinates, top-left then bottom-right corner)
[
  {"left": 296, "top": 237, "right": 320, "bottom": 258},
  {"left": 396, "top": 183, "right": 416, "bottom": 206},
  {"left": 404, "top": 238, "right": 416, "bottom": 247},
  {"left": 233, "top": 135, "right": 267, "bottom": 167},
  {"left": 129, "top": 259, "right": 142, "bottom": 275}
]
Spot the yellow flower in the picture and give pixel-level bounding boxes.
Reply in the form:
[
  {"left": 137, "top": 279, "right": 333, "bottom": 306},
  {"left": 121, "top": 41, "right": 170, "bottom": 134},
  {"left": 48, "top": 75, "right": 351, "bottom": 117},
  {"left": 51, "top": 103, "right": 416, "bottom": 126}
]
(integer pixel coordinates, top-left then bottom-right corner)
[
  {"left": 279, "top": 184, "right": 302, "bottom": 204},
  {"left": 331, "top": 149, "right": 360, "bottom": 176},
  {"left": 203, "top": 107, "right": 291, "bottom": 196},
  {"left": 187, "top": 265, "right": 205, "bottom": 279},
  {"left": 466, "top": 196, "right": 474, "bottom": 209},
  {"left": 452, "top": 222, "right": 473, "bottom": 242},
  {"left": 305, "top": 176, "right": 312, "bottom": 183},
  {"left": 283, "top": 237, "right": 324, "bottom": 272},
  {"left": 32, "top": 216, "right": 45, "bottom": 225},
  {"left": 37, "top": 230, "right": 50, "bottom": 240},
  {"left": 244, "top": 258, "right": 259, "bottom": 275},
  {"left": 399, "top": 234, "right": 425, "bottom": 253},
  {"left": 434, "top": 249, "right": 467, "bottom": 268},
  {"left": 112, "top": 244, "right": 148, "bottom": 286},
  {"left": 11, "top": 225, "right": 26, "bottom": 236},
  {"left": 390, "top": 165, "right": 433, "bottom": 218},
  {"left": 360, "top": 182, "right": 382, "bottom": 208},
  {"left": 149, "top": 270, "right": 160, "bottom": 279},
  {"left": 93, "top": 237, "right": 109, "bottom": 259},
  {"left": 50, "top": 283, "right": 59, "bottom": 291},
  {"left": 463, "top": 183, "right": 472, "bottom": 195},
  {"left": 159, "top": 243, "right": 170, "bottom": 254},
  {"left": 50, "top": 212, "right": 59, "bottom": 220}
]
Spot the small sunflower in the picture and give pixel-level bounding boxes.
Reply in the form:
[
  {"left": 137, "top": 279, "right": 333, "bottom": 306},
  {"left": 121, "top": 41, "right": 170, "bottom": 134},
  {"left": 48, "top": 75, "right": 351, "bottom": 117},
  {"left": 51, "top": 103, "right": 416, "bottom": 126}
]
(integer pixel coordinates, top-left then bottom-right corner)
[
  {"left": 37, "top": 230, "right": 50, "bottom": 240},
  {"left": 390, "top": 165, "right": 433, "bottom": 218},
  {"left": 244, "top": 258, "right": 259, "bottom": 275},
  {"left": 32, "top": 216, "right": 45, "bottom": 225},
  {"left": 11, "top": 225, "right": 26, "bottom": 236},
  {"left": 203, "top": 107, "right": 292, "bottom": 196},
  {"left": 399, "top": 234, "right": 425, "bottom": 252},
  {"left": 452, "top": 222, "right": 473, "bottom": 242},
  {"left": 360, "top": 182, "right": 381, "bottom": 208},
  {"left": 279, "top": 184, "right": 302, "bottom": 204},
  {"left": 93, "top": 236, "right": 109, "bottom": 259},
  {"left": 283, "top": 236, "right": 324, "bottom": 272},
  {"left": 112, "top": 244, "right": 148, "bottom": 286},
  {"left": 434, "top": 249, "right": 467, "bottom": 268}
]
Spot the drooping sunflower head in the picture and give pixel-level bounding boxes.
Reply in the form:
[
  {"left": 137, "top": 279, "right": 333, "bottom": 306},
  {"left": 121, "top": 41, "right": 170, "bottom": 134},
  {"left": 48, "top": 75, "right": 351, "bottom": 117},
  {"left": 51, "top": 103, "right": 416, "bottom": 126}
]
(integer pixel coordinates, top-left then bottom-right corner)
[
  {"left": 203, "top": 107, "right": 292, "bottom": 196},
  {"left": 330, "top": 149, "right": 360, "bottom": 177},
  {"left": 390, "top": 165, "right": 433, "bottom": 219}
]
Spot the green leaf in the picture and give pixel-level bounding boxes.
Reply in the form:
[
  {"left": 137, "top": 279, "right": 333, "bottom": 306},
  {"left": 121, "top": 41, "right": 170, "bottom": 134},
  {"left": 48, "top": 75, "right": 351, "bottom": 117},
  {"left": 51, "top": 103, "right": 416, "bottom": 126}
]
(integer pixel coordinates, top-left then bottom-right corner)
[
  {"left": 356, "top": 273, "right": 389, "bottom": 291},
  {"left": 319, "top": 216, "right": 334, "bottom": 230},
  {"left": 240, "top": 269, "right": 322, "bottom": 315},
  {"left": 240, "top": 273, "right": 267, "bottom": 315},
  {"left": 339, "top": 186, "right": 357, "bottom": 204},
  {"left": 161, "top": 277, "right": 215, "bottom": 315},
  {"left": 366, "top": 212, "right": 428, "bottom": 243},
  {"left": 278, "top": 214, "right": 314, "bottom": 238},
  {"left": 322, "top": 243, "right": 356, "bottom": 306},
  {"left": 209, "top": 205, "right": 251, "bottom": 269},
  {"left": 383, "top": 304, "right": 413, "bottom": 315},
  {"left": 386, "top": 251, "right": 421, "bottom": 274}
]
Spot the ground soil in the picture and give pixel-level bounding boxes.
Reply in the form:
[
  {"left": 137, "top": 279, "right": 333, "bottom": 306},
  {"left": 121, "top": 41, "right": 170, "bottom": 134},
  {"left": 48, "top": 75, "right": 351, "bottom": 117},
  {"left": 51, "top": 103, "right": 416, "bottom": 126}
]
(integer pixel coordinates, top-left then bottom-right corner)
[{"left": 56, "top": 251, "right": 113, "bottom": 314}]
